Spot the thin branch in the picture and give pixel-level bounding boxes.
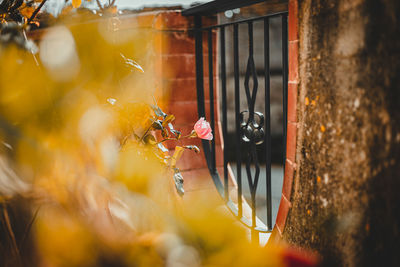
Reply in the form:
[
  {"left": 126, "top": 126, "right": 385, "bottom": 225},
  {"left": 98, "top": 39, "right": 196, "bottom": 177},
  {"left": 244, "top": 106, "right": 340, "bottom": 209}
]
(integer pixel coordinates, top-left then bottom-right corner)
[
  {"left": 27, "top": 0, "right": 48, "bottom": 25},
  {"left": 96, "top": 0, "right": 104, "bottom": 10},
  {"left": 139, "top": 125, "right": 153, "bottom": 142},
  {"left": 2, "top": 203, "right": 23, "bottom": 267},
  {"left": 156, "top": 138, "right": 175, "bottom": 144},
  {"left": 20, "top": 206, "right": 40, "bottom": 250}
]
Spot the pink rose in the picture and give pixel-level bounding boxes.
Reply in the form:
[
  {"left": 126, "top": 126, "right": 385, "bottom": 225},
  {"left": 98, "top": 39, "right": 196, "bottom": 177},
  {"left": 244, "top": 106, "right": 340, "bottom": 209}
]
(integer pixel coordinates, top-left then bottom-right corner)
[{"left": 194, "top": 117, "right": 213, "bottom": 140}]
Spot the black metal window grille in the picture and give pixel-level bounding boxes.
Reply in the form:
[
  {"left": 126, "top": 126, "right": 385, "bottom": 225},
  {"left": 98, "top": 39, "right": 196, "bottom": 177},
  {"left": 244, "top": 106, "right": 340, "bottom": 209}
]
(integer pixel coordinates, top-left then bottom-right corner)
[{"left": 183, "top": 1, "right": 288, "bottom": 242}]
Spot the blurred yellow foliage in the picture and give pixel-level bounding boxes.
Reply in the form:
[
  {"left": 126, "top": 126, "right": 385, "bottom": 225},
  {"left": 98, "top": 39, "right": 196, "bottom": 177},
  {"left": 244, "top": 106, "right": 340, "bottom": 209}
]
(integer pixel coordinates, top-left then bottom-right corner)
[
  {"left": 72, "top": 0, "right": 82, "bottom": 8},
  {"left": 0, "top": 10, "right": 314, "bottom": 267}
]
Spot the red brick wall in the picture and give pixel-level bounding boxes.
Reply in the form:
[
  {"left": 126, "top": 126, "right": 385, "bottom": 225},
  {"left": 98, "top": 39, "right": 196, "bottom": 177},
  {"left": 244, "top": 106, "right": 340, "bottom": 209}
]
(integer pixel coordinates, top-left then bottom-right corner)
[{"left": 272, "top": 0, "right": 299, "bottom": 241}]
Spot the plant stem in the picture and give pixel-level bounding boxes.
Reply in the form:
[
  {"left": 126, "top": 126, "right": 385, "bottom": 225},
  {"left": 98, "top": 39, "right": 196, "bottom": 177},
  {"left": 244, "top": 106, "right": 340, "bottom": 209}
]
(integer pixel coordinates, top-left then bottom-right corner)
[
  {"left": 96, "top": 0, "right": 103, "bottom": 10},
  {"left": 156, "top": 138, "right": 175, "bottom": 144},
  {"left": 2, "top": 203, "right": 23, "bottom": 267},
  {"left": 139, "top": 125, "right": 153, "bottom": 143}
]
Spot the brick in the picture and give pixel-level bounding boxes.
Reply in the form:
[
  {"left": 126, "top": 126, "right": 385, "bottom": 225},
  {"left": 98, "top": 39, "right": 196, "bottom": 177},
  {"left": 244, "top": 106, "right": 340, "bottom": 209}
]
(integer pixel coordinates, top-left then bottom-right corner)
[
  {"left": 158, "top": 54, "right": 217, "bottom": 80},
  {"left": 156, "top": 31, "right": 216, "bottom": 55},
  {"left": 288, "top": 0, "right": 299, "bottom": 42},
  {"left": 158, "top": 54, "right": 196, "bottom": 79},
  {"left": 282, "top": 159, "right": 295, "bottom": 199},
  {"left": 166, "top": 100, "right": 198, "bottom": 125},
  {"left": 286, "top": 121, "right": 297, "bottom": 163},
  {"left": 171, "top": 144, "right": 224, "bottom": 171},
  {"left": 154, "top": 11, "right": 193, "bottom": 30},
  {"left": 117, "top": 12, "right": 158, "bottom": 30},
  {"left": 287, "top": 82, "right": 298, "bottom": 123},
  {"left": 166, "top": 100, "right": 218, "bottom": 126},
  {"left": 275, "top": 195, "right": 290, "bottom": 234},
  {"left": 161, "top": 31, "right": 196, "bottom": 54},
  {"left": 153, "top": 12, "right": 216, "bottom": 30},
  {"left": 162, "top": 77, "right": 217, "bottom": 102},
  {"left": 288, "top": 41, "right": 299, "bottom": 83}
]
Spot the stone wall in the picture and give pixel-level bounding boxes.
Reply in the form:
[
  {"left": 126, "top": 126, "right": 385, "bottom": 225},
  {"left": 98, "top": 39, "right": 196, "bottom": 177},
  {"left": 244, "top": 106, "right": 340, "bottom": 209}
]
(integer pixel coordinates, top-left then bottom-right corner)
[{"left": 278, "top": 0, "right": 400, "bottom": 266}]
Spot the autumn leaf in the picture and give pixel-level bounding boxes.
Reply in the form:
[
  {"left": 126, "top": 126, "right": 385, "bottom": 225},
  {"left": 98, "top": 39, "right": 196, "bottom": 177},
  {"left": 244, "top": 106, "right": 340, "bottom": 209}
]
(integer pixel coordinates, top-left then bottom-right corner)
[
  {"left": 162, "top": 114, "right": 175, "bottom": 127},
  {"left": 20, "top": 6, "right": 35, "bottom": 19},
  {"left": 72, "top": 0, "right": 82, "bottom": 8}
]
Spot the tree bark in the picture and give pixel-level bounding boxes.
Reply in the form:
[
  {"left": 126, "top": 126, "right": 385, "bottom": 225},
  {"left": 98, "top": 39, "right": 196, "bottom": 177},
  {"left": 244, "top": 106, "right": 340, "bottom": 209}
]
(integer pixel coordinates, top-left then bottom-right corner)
[{"left": 283, "top": 0, "right": 400, "bottom": 266}]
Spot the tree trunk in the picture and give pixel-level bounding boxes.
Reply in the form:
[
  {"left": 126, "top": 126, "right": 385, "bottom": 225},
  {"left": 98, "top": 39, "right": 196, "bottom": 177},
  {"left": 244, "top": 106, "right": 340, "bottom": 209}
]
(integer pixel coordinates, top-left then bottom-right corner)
[{"left": 283, "top": 0, "right": 400, "bottom": 266}]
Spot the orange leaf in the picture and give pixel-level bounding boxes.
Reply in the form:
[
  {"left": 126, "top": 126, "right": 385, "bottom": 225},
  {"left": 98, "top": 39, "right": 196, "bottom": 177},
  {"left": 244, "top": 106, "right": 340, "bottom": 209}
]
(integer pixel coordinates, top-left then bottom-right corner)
[{"left": 72, "top": 0, "right": 82, "bottom": 8}]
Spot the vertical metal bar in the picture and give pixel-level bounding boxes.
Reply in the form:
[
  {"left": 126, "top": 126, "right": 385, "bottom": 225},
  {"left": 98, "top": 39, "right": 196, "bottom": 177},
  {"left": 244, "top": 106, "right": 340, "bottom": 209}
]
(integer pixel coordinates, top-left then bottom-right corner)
[
  {"left": 194, "top": 16, "right": 211, "bottom": 167},
  {"left": 251, "top": 143, "right": 260, "bottom": 244},
  {"left": 246, "top": 21, "right": 255, "bottom": 121},
  {"left": 208, "top": 29, "right": 216, "bottom": 174},
  {"left": 233, "top": 24, "right": 242, "bottom": 217},
  {"left": 220, "top": 26, "right": 229, "bottom": 202},
  {"left": 248, "top": 20, "right": 259, "bottom": 244},
  {"left": 194, "top": 16, "right": 205, "bottom": 119},
  {"left": 281, "top": 14, "right": 288, "bottom": 168},
  {"left": 264, "top": 17, "right": 272, "bottom": 230}
]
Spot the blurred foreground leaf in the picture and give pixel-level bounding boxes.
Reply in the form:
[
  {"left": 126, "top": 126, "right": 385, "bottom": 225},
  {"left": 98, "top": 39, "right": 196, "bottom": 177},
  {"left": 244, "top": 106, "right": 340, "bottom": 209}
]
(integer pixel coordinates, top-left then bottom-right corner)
[
  {"left": 72, "top": 0, "right": 82, "bottom": 8},
  {"left": 173, "top": 168, "right": 184, "bottom": 197}
]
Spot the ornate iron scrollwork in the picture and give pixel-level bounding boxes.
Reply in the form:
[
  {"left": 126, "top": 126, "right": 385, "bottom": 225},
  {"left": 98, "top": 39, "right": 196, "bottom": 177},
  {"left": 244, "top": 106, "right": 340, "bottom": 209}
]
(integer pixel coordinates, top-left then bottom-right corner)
[
  {"left": 240, "top": 111, "right": 264, "bottom": 144},
  {"left": 240, "top": 24, "right": 265, "bottom": 146},
  {"left": 239, "top": 22, "right": 265, "bottom": 230},
  {"left": 186, "top": 5, "right": 288, "bottom": 238}
]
